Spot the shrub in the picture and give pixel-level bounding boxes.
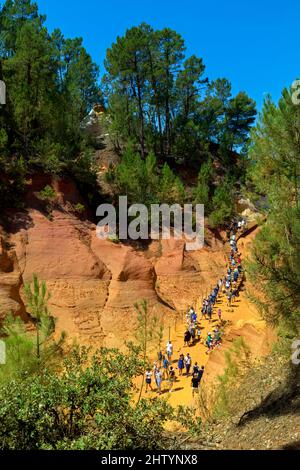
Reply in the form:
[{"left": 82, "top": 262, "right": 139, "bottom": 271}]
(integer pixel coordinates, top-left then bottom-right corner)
[
  {"left": 0, "top": 345, "right": 172, "bottom": 450},
  {"left": 74, "top": 203, "right": 85, "bottom": 214},
  {"left": 38, "top": 185, "right": 56, "bottom": 201}
]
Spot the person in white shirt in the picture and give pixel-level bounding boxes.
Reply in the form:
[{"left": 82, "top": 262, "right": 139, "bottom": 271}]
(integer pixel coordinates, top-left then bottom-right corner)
[
  {"left": 166, "top": 341, "right": 173, "bottom": 361},
  {"left": 145, "top": 369, "right": 153, "bottom": 392},
  {"left": 184, "top": 353, "right": 192, "bottom": 376}
]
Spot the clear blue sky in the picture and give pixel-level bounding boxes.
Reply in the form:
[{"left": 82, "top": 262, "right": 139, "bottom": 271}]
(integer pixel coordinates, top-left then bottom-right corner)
[{"left": 37, "top": 0, "right": 299, "bottom": 111}]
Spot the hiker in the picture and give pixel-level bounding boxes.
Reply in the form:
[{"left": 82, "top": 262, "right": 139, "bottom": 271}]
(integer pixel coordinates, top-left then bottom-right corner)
[
  {"left": 212, "top": 328, "right": 221, "bottom": 348},
  {"left": 166, "top": 341, "right": 173, "bottom": 361},
  {"left": 193, "top": 362, "right": 200, "bottom": 375},
  {"left": 205, "top": 333, "right": 213, "bottom": 354},
  {"left": 178, "top": 354, "right": 184, "bottom": 376},
  {"left": 198, "top": 366, "right": 205, "bottom": 382},
  {"left": 207, "top": 304, "right": 213, "bottom": 322},
  {"left": 155, "top": 368, "right": 163, "bottom": 395},
  {"left": 168, "top": 367, "right": 176, "bottom": 392},
  {"left": 191, "top": 372, "right": 200, "bottom": 397},
  {"left": 184, "top": 353, "right": 192, "bottom": 376},
  {"left": 227, "top": 291, "right": 232, "bottom": 307},
  {"left": 189, "top": 306, "right": 195, "bottom": 322},
  {"left": 218, "top": 308, "right": 222, "bottom": 322},
  {"left": 162, "top": 356, "right": 170, "bottom": 379},
  {"left": 184, "top": 329, "right": 191, "bottom": 347},
  {"left": 145, "top": 369, "right": 153, "bottom": 393},
  {"left": 189, "top": 323, "right": 196, "bottom": 344},
  {"left": 157, "top": 350, "right": 163, "bottom": 367},
  {"left": 153, "top": 362, "right": 158, "bottom": 374},
  {"left": 196, "top": 325, "right": 201, "bottom": 342}
]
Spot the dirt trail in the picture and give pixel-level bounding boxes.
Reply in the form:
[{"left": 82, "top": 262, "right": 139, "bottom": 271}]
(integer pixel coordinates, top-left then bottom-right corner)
[{"left": 138, "top": 226, "right": 272, "bottom": 411}]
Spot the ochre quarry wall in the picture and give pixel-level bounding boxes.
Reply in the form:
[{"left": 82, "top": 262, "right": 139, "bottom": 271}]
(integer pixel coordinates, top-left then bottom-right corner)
[{"left": 0, "top": 175, "right": 228, "bottom": 349}]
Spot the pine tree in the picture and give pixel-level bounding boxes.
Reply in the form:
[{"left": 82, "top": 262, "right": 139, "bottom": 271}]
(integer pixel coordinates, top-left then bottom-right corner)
[
  {"left": 247, "top": 88, "right": 300, "bottom": 333},
  {"left": 24, "top": 274, "right": 65, "bottom": 362}
]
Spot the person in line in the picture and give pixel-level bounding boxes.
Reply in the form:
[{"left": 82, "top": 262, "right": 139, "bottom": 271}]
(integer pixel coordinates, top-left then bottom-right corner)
[
  {"left": 145, "top": 369, "right": 153, "bottom": 393},
  {"left": 227, "top": 290, "right": 232, "bottom": 307},
  {"left": 231, "top": 288, "right": 237, "bottom": 303},
  {"left": 185, "top": 353, "right": 192, "bottom": 376},
  {"left": 178, "top": 354, "right": 184, "bottom": 376},
  {"left": 218, "top": 308, "right": 222, "bottom": 322},
  {"left": 162, "top": 355, "right": 170, "bottom": 380},
  {"left": 197, "top": 366, "right": 205, "bottom": 383},
  {"left": 191, "top": 372, "right": 200, "bottom": 397},
  {"left": 207, "top": 304, "right": 212, "bottom": 322},
  {"left": 190, "top": 323, "right": 196, "bottom": 344},
  {"left": 166, "top": 340, "right": 173, "bottom": 362},
  {"left": 201, "top": 303, "right": 207, "bottom": 320},
  {"left": 168, "top": 366, "right": 176, "bottom": 393},
  {"left": 193, "top": 362, "right": 200, "bottom": 375},
  {"left": 196, "top": 325, "right": 201, "bottom": 342},
  {"left": 155, "top": 368, "right": 163, "bottom": 395},
  {"left": 205, "top": 333, "right": 213, "bottom": 354},
  {"left": 157, "top": 350, "right": 163, "bottom": 367},
  {"left": 184, "top": 329, "right": 191, "bottom": 347}
]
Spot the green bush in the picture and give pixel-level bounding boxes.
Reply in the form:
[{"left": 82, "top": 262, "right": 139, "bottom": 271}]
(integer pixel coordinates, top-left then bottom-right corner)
[
  {"left": 0, "top": 345, "right": 172, "bottom": 450},
  {"left": 111, "top": 145, "right": 186, "bottom": 207},
  {"left": 74, "top": 203, "right": 85, "bottom": 214},
  {"left": 209, "top": 177, "right": 235, "bottom": 228},
  {"left": 38, "top": 185, "right": 56, "bottom": 201}
]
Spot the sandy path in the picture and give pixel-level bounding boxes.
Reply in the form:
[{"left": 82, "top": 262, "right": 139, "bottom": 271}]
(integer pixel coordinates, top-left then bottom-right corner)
[{"left": 138, "top": 229, "right": 265, "bottom": 410}]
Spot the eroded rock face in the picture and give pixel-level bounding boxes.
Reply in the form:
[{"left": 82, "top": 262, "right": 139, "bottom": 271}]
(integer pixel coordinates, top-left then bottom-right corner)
[
  {"left": 0, "top": 175, "right": 227, "bottom": 348},
  {"left": 0, "top": 228, "right": 26, "bottom": 321}
]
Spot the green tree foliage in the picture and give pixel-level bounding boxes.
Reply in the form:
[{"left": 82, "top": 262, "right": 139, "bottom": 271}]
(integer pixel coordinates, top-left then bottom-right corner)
[
  {"left": 0, "top": 345, "right": 172, "bottom": 450},
  {"left": 23, "top": 274, "right": 65, "bottom": 362},
  {"left": 0, "top": 0, "right": 101, "bottom": 206},
  {"left": 193, "top": 159, "right": 213, "bottom": 208},
  {"left": 109, "top": 144, "right": 185, "bottom": 206},
  {"left": 104, "top": 24, "right": 256, "bottom": 166},
  {"left": 247, "top": 88, "right": 300, "bottom": 333},
  {"left": 134, "top": 300, "right": 165, "bottom": 404},
  {"left": 209, "top": 177, "right": 235, "bottom": 228},
  {"left": 0, "top": 276, "right": 65, "bottom": 383}
]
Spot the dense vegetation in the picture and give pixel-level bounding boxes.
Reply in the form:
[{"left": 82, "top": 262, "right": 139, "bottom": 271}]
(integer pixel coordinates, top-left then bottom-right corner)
[
  {"left": 1, "top": 0, "right": 299, "bottom": 451},
  {"left": 103, "top": 23, "right": 256, "bottom": 225},
  {"left": 103, "top": 23, "right": 256, "bottom": 165},
  {"left": 0, "top": 0, "right": 101, "bottom": 207},
  {"left": 246, "top": 88, "right": 300, "bottom": 336},
  {"left": 0, "top": 278, "right": 174, "bottom": 450},
  {"left": 0, "top": 1, "right": 257, "bottom": 227}
]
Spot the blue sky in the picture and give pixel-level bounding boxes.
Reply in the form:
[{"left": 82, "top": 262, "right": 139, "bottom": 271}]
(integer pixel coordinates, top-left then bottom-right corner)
[{"left": 37, "top": 0, "right": 299, "bottom": 111}]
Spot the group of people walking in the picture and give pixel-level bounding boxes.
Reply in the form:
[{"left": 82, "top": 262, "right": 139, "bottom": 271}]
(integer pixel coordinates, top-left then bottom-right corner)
[
  {"left": 145, "top": 340, "right": 205, "bottom": 396},
  {"left": 144, "top": 217, "right": 247, "bottom": 399}
]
